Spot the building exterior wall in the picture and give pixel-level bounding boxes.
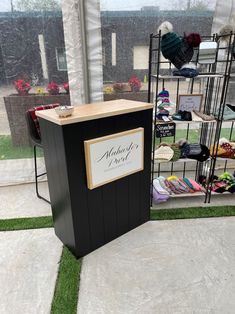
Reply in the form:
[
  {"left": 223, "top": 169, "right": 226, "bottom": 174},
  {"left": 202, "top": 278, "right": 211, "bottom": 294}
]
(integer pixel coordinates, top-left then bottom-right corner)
[
  {"left": 101, "top": 11, "right": 214, "bottom": 83},
  {"left": 0, "top": 10, "right": 213, "bottom": 85},
  {"left": 0, "top": 12, "right": 68, "bottom": 85}
]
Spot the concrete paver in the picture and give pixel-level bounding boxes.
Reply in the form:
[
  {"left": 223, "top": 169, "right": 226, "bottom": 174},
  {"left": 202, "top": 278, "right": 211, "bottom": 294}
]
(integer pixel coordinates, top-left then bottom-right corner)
[
  {"left": 0, "top": 228, "right": 63, "bottom": 314},
  {"left": 0, "top": 182, "right": 51, "bottom": 219},
  {"left": 0, "top": 85, "right": 14, "bottom": 135},
  {"left": 78, "top": 218, "right": 235, "bottom": 314},
  {"left": 0, "top": 158, "right": 46, "bottom": 187}
]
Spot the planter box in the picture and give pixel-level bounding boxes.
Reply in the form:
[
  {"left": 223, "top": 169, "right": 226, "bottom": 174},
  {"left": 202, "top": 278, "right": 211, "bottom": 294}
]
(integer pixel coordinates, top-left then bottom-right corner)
[
  {"left": 104, "top": 91, "right": 150, "bottom": 103},
  {"left": 4, "top": 94, "right": 70, "bottom": 146}
]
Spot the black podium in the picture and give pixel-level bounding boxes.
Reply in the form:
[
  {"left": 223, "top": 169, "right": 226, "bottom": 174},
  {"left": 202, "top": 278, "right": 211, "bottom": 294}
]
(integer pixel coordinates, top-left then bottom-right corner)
[{"left": 37, "top": 99, "right": 153, "bottom": 257}]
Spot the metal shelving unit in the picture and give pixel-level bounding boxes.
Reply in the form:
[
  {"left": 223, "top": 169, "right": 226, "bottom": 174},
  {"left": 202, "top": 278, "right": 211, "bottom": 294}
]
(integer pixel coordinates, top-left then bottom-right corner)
[{"left": 148, "top": 31, "right": 235, "bottom": 204}]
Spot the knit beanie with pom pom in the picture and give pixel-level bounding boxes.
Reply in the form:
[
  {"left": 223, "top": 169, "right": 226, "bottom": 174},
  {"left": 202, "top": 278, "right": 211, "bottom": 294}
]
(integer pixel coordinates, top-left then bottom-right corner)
[{"left": 158, "top": 21, "right": 201, "bottom": 69}]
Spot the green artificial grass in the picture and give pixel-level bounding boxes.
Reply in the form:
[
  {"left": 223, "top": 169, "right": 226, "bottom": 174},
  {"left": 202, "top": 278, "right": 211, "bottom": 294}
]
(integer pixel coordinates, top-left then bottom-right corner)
[
  {"left": 0, "top": 216, "right": 53, "bottom": 231},
  {"left": 51, "top": 247, "right": 81, "bottom": 314},
  {"left": 155, "top": 129, "right": 199, "bottom": 145},
  {"left": 0, "top": 135, "right": 43, "bottom": 160},
  {"left": 155, "top": 127, "right": 235, "bottom": 146},
  {"left": 150, "top": 206, "right": 235, "bottom": 220}
]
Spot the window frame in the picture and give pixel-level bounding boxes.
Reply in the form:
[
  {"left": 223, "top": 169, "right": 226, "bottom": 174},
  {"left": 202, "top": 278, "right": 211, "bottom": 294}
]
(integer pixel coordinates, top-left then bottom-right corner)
[{"left": 55, "top": 47, "right": 67, "bottom": 72}]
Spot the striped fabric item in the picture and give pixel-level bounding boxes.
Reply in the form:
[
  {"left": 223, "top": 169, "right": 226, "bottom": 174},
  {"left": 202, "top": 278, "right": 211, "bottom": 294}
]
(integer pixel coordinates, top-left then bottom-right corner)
[{"left": 28, "top": 104, "right": 60, "bottom": 138}]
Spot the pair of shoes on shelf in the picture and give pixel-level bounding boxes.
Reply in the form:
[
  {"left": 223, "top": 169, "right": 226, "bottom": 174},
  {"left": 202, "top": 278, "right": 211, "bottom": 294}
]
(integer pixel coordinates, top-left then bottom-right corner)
[{"left": 172, "top": 110, "right": 192, "bottom": 121}]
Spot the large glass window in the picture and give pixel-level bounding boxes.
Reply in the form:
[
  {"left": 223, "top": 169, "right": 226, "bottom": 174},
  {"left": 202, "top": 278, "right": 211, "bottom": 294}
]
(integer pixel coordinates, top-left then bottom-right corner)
[
  {"left": 0, "top": 0, "right": 68, "bottom": 185},
  {"left": 101, "top": 0, "right": 217, "bottom": 98}
]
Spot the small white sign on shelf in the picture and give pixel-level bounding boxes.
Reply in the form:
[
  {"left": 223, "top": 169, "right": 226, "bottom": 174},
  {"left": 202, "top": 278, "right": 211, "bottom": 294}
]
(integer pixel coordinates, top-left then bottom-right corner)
[
  {"left": 84, "top": 128, "right": 144, "bottom": 189},
  {"left": 178, "top": 94, "right": 203, "bottom": 112}
]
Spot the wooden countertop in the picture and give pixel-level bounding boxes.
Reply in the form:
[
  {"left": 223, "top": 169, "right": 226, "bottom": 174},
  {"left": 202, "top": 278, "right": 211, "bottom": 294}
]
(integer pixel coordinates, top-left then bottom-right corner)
[{"left": 36, "top": 99, "right": 153, "bottom": 125}]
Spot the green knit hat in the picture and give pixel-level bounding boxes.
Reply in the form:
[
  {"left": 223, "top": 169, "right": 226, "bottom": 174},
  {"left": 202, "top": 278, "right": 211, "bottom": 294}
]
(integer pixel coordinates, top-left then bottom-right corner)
[
  {"left": 170, "top": 144, "right": 181, "bottom": 161},
  {"left": 161, "top": 32, "right": 182, "bottom": 60}
]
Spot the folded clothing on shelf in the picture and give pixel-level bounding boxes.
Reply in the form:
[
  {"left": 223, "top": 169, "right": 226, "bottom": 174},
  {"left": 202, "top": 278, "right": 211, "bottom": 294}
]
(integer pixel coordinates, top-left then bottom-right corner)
[
  {"left": 152, "top": 185, "right": 169, "bottom": 203},
  {"left": 153, "top": 178, "right": 170, "bottom": 195},
  {"left": 199, "top": 172, "right": 235, "bottom": 193},
  {"left": 152, "top": 177, "right": 170, "bottom": 203},
  {"left": 188, "top": 178, "right": 206, "bottom": 192},
  {"left": 218, "top": 172, "right": 235, "bottom": 193},
  {"left": 152, "top": 175, "right": 206, "bottom": 203}
]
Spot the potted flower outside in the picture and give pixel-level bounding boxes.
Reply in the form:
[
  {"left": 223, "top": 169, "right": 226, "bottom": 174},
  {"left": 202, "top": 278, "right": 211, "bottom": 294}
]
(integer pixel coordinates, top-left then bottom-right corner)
[
  {"left": 4, "top": 80, "right": 71, "bottom": 146},
  {"left": 104, "top": 77, "right": 149, "bottom": 103},
  {"left": 63, "top": 83, "right": 70, "bottom": 94},
  {"left": 47, "top": 82, "right": 60, "bottom": 95},
  {"left": 14, "top": 79, "right": 31, "bottom": 96},
  {"left": 128, "top": 76, "right": 141, "bottom": 92}
]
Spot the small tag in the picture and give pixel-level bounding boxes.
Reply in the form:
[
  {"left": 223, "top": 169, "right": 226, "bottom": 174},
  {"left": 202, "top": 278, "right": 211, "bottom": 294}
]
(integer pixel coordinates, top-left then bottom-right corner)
[{"left": 162, "top": 116, "right": 170, "bottom": 122}]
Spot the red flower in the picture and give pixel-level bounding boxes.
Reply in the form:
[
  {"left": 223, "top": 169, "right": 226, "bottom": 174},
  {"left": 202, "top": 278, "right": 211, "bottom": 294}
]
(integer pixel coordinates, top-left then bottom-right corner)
[
  {"left": 128, "top": 76, "right": 141, "bottom": 91},
  {"left": 63, "top": 83, "right": 69, "bottom": 93},
  {"left": 47, "top": 82, "right": 60, "bottom": 95},
  {"left": 14, "top": 79, "right": 31, "bottom": 95}
]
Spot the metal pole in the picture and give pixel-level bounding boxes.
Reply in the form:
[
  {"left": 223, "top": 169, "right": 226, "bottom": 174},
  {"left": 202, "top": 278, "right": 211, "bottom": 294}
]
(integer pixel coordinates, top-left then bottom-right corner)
[
  {"left": 187, "top": 0, "right": 191, "bottom": 10},
  {"left": 78, "top": 0, "right": 90, "bottom": 104},
  {"left": 11, "top": 0, "right": 14, "bottom": 12}
]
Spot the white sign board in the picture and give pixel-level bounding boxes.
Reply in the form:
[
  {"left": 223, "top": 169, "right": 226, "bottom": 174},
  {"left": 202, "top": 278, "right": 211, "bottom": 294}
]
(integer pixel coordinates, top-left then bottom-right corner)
[
  {"left": 178, "top": 94, "right": 203, "bottom": 112},
  {"left": 84, "top": 128, "right": 144, "bottom": 189}
]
